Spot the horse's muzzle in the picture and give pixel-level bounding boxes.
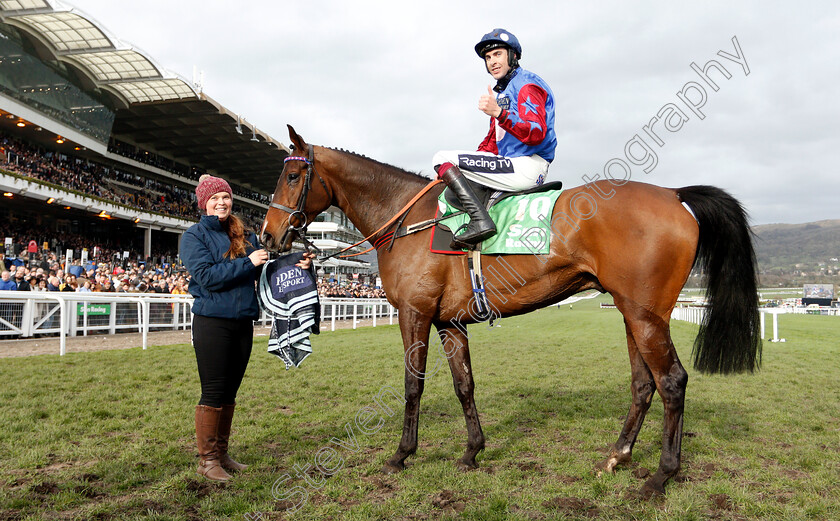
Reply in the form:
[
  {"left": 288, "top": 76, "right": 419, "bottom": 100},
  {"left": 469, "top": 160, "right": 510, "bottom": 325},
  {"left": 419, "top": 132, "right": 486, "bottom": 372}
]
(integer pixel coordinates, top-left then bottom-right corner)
[{"left": 260, "top": 229, "right": 294, "bottom": 253}]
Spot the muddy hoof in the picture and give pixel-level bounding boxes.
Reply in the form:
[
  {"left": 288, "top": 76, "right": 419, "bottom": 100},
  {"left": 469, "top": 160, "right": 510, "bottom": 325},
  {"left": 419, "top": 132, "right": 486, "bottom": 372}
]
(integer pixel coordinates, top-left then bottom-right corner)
[
  {"left": 594, "top": 456, "right": 623, "bottom": 476},
  {"left": 638, "top": 479, "right": 666, "bottom": 500},
  {"left": 595, "top": 448, "right": 632, "bottom": 476},
  {"left": 381, "top": 461, "right": 405, "bottom": 475},
  {"left": 594, "top": 459, "right": 613, "bottom": 476},
  {"left": 456, "top": 458, "right": 478, "bottom": 472}
]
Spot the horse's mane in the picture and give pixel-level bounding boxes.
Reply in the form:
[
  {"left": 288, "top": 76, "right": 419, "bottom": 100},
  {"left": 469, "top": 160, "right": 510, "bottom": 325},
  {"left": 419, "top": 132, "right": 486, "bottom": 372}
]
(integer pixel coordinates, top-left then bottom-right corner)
[{"left": 326, "top": 147, "right": 432, "bottom": 183}]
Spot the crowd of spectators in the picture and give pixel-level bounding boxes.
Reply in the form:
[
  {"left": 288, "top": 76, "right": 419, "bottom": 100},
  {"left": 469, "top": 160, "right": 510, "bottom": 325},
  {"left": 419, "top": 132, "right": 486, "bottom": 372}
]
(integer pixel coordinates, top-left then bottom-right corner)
[
  {"left": 2, "top": 134, "right": 193, "bottom": 215},
  {"left": 1, "top": 251, "right": 385, "bottom": 341},
  {"left": 1, "top": 133, "right": 267, "bottom": 230},
  {"left": 0, "top": 222, "right": 178, "bottom": 268},
  {"left": 1, "top": 251, "right": 189, "bottom": 295},
  {"left": 0, "top": 132, "right": 390, "bottom": 331},
  {"left": 108, "top": 139, "right": 192, "bottom": 178},
  {"left": 1, "top": 249, "right": 385, "bottom": 300},
  {"left": 108, "top": 138, "right": 271, "bottom": 205},
  {"left": 318, "top": 280, "right": 386, "bottom": 299}
]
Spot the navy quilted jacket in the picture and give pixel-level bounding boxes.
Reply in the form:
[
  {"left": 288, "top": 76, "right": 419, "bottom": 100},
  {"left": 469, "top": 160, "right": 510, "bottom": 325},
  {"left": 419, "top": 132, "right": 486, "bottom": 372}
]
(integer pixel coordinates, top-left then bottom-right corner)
[{"left": 180, "top": 215, "right": 261, "bottom": 320}]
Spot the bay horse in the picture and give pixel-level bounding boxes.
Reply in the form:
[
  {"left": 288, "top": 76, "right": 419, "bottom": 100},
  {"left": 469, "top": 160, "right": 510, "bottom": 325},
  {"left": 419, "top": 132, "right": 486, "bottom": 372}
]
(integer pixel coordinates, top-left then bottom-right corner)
[{"left": 260, "top": 125, "right": 761, "bottom": 498}]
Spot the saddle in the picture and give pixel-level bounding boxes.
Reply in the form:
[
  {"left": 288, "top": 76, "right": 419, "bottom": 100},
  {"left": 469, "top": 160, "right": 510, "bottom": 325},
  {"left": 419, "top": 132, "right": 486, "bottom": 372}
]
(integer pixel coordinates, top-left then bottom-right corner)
[
  {"left": 443, "top": 180, "right": 564, "bottom": 213},
  {"left": 432, "top": 180, "right": 564, "bottom": 255}
]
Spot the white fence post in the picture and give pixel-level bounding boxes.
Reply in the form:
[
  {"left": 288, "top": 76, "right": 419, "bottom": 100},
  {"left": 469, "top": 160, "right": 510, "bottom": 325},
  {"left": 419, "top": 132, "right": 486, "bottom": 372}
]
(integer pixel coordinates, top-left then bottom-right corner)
[
  {"left": 59, "top": 298, "right": 67, "bottom": 356},
  {"left": 142, "top": 300, "right": 150, "bottom": 350},
  {"left": 771, "top": 312, "right": 784, "bottom": 342},
  {"left": 69, "top": 299, "right": 78, "bottom": 337},
  {"left": 670, "top": 306, "right": 706, "bottom": 326},
  {"left": 21, "top": 299, "right": 33, "bottom": 337},
  {"left": 0, "top": 293, "right": 397, "bottom": 355},
  {"left": 82, "top": 301, "right": 89, "bottom": 337},
  {"left": 109, "top": 301, "right": 117, "bottom": 335},
  {"left": 760, "top": 311, "right": 765, "bottom": 339}
]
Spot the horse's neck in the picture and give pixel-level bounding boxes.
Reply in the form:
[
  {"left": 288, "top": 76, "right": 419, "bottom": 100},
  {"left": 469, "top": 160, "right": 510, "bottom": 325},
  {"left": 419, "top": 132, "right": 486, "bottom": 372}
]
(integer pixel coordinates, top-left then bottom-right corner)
[{"left": 325, "top": 152, "right": 430, "bottom": 238}]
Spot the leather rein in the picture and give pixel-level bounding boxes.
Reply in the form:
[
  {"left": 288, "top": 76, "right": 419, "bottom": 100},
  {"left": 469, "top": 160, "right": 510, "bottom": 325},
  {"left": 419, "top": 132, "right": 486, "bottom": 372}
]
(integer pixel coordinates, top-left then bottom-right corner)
[{"left": 268, "top": 145, "right": 444, "bottom": 262}]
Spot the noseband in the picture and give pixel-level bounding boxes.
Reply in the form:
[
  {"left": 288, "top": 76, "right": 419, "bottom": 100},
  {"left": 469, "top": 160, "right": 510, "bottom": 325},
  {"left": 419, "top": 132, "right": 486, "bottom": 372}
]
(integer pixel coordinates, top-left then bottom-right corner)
[{"left": 269, "top": 144, "right": 329, "bottom": 252}]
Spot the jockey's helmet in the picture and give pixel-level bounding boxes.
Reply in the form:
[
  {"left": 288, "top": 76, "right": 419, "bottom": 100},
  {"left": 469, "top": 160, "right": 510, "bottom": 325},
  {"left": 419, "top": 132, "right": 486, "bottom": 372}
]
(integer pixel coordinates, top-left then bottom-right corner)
[{"left": 475, "top": 28, "right": 522, "bottom": 67}]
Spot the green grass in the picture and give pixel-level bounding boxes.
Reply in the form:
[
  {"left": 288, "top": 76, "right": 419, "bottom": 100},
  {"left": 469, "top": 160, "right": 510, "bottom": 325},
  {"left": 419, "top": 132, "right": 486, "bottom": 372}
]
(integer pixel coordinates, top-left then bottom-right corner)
[{"left": 1, "top": 295, "right": 839, "bottom": 520}]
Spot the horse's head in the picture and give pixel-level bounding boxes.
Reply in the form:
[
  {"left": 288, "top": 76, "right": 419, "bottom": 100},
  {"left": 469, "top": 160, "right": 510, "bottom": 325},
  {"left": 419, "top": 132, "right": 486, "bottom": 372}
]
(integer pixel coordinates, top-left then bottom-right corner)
[{"left": 260, "top": 125, "right": 333, "bottom": 252}]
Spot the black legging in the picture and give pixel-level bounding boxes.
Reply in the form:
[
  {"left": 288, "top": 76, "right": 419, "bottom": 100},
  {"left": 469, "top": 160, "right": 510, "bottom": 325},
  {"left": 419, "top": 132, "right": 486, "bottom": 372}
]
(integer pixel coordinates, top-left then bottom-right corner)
[{"left": 192, "top": 314, "right": 254, "bottom": 408}]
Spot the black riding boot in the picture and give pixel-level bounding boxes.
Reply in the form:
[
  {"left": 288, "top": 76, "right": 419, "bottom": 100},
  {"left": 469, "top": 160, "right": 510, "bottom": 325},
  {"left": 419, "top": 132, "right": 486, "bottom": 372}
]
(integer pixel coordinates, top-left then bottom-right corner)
[{"left": 439, "top": 165, "right": 496, "bottom": 247}]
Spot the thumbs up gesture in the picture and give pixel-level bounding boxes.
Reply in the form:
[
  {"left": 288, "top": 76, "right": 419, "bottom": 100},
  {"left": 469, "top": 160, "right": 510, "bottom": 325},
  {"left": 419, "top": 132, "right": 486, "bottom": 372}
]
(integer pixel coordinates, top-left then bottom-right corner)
[{"left": 478, "top": 85, "right": 502, "bottom": 118}]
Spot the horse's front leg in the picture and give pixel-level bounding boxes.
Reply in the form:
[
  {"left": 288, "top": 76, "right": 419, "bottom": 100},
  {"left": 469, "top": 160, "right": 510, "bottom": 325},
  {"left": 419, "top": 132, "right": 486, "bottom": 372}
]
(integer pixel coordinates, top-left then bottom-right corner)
[
  {"left": 382, "top": 309, "right": 433, "bottom": 474},
  {"left": 438, "top": 325, "right": 485, "bottom": 470}
]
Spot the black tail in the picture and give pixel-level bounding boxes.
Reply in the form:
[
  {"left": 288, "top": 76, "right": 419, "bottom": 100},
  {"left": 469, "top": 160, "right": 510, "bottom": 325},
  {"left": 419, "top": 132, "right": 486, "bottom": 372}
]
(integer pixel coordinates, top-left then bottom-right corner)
[{"left": 677, "top": 185, "right": 762, "bottom": 374}]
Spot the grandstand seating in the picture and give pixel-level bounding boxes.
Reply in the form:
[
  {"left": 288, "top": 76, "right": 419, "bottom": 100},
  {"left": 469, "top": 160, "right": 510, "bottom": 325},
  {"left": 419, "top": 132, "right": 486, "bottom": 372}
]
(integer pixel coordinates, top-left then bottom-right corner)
[{"left": 1, "top": 132, "right": 267, "bottom": 230}]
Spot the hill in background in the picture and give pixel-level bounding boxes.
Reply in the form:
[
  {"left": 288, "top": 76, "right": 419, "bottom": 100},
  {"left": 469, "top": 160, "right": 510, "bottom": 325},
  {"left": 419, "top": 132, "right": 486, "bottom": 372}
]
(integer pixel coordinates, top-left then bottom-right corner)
[
  {"left": 751, "top": 219, "right": 840, "bottom": 286},
  {"left": 752, "top": 220, "right": 840, "bottom": 267}
]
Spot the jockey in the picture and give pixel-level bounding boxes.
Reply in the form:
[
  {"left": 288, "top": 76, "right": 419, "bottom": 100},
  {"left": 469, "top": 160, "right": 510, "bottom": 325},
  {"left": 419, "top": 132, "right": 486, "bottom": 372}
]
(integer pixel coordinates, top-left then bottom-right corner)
[{"left": 434, "top": 28, "right": 557, "bottom": 247}]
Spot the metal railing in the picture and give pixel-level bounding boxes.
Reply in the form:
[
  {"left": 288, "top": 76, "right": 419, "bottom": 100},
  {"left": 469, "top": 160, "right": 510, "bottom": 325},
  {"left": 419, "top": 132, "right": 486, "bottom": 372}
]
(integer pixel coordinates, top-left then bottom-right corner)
[
  {"left": 670, "top": 304, "right": 839, "bottom": 344},
  {"left": 319, "top": 298, "right": 397, "bottom": 331},
  {"left": 0, "top": 291, "right": 398, "bottom": 355},
  {"left": 0, "top": 291, "right": 194, "bottom": 355},
  {"left": 670, "top": 306, "right": 706, "bottom": 325}
]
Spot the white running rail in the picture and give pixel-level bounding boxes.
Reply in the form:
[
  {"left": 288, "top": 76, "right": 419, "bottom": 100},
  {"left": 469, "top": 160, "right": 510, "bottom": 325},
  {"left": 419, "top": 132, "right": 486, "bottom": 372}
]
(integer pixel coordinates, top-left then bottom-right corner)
[{"left": 0, "top": 291, "right": 398, "bottom": 355}]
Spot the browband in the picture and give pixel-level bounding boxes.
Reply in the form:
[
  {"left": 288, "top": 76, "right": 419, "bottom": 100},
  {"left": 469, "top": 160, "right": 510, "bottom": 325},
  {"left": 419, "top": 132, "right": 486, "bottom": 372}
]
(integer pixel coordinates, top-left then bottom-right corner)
[{"left": 284, "top": 156, "right": 311, "bottom": 164}]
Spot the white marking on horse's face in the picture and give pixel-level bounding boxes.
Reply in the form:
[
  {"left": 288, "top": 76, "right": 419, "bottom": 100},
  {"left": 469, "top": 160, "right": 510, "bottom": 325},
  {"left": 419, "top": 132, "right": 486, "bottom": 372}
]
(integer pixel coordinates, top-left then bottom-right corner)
[{"left": 462, "top": 362, "right": 469, "bottom": 374}]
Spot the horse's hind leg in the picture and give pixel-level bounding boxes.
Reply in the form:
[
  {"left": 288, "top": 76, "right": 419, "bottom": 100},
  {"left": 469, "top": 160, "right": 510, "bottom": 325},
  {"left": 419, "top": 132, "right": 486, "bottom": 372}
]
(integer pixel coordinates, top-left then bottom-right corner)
[
  {"left": 621, "top": 306, "right": 688, "bottom": 498},
  {"left": 438, "top": 325, "right": 485, "bottom": 470},
  {"left": 597, "top": 321, "right": 656, "bottom": 474},
  {"left": 382, "top": 309, "right": 433, "bottom": 474}
]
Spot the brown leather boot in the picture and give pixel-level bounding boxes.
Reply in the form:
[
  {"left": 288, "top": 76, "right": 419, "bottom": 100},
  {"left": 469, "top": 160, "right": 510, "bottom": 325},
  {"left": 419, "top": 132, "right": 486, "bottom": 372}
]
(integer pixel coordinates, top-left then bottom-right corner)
[
  {"left": 195, "top": 405, "right": 232, "bottom": 482},
  {"left": 218, "top": 403, "right": 248, "bottom": 472}
]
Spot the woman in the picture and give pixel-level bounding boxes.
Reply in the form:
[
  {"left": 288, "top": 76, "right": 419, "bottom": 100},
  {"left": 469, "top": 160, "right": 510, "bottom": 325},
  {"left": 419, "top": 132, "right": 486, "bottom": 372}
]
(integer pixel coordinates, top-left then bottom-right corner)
[
  {"left": 32, "top": 277, "right": 50, "bottom": 325},
  {"left": 180, "top": 174, "right": 312, "bottom": 482},
  {"left": 60, "top": 274, "right": 77, "bottom": 292},
  {"left": 170, "top": 276, "right": 188, "bottom": 295}
]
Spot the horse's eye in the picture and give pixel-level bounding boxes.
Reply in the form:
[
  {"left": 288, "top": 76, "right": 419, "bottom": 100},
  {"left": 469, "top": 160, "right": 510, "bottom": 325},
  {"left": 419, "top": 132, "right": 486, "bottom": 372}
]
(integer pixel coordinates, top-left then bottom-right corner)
[{"left": 288, "top": 172, "right": 300, "bottom": 182}]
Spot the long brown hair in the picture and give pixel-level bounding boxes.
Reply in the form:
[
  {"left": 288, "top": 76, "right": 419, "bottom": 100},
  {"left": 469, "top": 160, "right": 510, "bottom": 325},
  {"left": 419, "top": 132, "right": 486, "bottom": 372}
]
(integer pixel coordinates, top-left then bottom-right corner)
[{"left": 221, "top": 214, "right": 252, "bottom": 259}]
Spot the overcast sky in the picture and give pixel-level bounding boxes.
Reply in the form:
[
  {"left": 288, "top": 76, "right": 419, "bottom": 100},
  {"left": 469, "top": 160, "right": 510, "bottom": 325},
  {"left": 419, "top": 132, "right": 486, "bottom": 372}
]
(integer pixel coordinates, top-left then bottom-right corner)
[{"left": 64, "top": 0, "right": 839, "bottom": 225}]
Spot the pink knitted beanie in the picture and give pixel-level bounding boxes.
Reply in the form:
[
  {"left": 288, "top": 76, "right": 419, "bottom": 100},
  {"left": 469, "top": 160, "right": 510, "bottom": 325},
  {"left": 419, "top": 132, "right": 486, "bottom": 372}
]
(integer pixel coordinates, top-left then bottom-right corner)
[{"left": 195, "top": 174, "right": 233, "bottom": 210}]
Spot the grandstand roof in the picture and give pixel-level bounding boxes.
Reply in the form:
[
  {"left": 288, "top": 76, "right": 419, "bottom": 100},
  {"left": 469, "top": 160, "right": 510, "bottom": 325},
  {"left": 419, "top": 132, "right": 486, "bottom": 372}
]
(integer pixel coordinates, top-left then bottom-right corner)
[
  {"left": 0, "top": 0, "right": 290, "bottom": 194},
  {"left": 111, "top": 93, "right": 289, "bottom": 193}
]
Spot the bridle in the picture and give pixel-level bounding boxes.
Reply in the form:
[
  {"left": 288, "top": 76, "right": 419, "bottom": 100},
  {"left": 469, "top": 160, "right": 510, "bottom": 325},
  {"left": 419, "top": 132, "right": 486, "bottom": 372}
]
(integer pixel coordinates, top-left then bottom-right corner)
[
  {"left": 268, "top": 143, "right": 445, "bottom": 261},
  {"left": 268, "top": 143, "right": 330, "bottom": 253}
]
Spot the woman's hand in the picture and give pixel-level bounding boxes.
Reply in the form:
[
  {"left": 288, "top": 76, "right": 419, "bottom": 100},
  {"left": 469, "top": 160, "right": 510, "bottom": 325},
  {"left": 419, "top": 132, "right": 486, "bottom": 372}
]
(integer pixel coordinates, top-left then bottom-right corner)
[
  {"left": 296, "top": 252, "right": 316, "bottom": 269},
  {"left": 248, "top": 249, "right": 269, "bottom": 267}
]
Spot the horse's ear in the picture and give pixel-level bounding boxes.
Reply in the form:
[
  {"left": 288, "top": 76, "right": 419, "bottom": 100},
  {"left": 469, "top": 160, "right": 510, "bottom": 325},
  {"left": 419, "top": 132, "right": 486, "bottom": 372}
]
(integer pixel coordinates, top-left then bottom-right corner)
[{"left": 287, "top": 124, "right": 307, "bottom": 152}]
